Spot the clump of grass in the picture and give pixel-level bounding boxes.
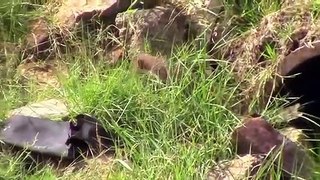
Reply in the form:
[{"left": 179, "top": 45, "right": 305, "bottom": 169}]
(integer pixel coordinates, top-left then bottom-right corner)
[
  {"left": 222, "top": 0, "right": 282, "bottom": 33},
  {"left": 0, "top": 43, "right": 244, "bottom": 179},
  {"left": 0, "top": 0, "right": 316, "bottom": 179},
  {"left": 55, "top": 42, "right": 242, "bottom": 178},
  {"left": 0, "top": 0, "right": 40, "bottom": 42}
]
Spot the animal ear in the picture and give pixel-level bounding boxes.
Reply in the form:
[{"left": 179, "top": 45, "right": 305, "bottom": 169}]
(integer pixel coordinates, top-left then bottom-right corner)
[
  {"left": 137, "top": 59, "right": 144, "bottom": 69},
  {"left": 158, "top": 66, "right": 168, "bottom": 81},
  {"left": 250, "top": 113, "right": 261, "bottom": 118}
]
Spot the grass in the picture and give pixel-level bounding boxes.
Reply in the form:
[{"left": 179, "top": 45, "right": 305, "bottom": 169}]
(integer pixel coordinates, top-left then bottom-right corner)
[{"left": 0, "top": 0, "right": 319, "bottom": 179}]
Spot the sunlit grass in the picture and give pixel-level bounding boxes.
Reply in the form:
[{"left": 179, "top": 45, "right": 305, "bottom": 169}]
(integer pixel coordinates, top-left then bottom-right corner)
[{"left": 0, "top": 0, "right": 316, "bottom": 179}]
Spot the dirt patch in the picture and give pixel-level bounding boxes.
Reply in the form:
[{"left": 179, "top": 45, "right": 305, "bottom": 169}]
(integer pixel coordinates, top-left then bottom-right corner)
[
  {"left": 17, "top": 59, "right": 68, "bottom": 88},
  {"left": 23, "top": 17, "right": 65, "bottom": 60},
  {"left": 60, "top": 150, "right": 130, "bottom": 179},
  {"left": 207, "top": 154, "right": 264, "bottom": 180}
]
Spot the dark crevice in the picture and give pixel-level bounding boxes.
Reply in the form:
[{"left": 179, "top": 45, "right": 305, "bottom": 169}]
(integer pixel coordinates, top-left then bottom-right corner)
[
  {"left": 286, "top": 39, "right": 300, "bottom": 55},
  {"left": 278, "top": 55, "right": 320, "bottom": 149}
]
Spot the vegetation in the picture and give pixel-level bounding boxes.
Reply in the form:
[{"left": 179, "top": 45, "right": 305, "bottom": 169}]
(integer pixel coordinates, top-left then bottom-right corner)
[{"left": 0, "top": 0, "right": 319, "bottom": 179}]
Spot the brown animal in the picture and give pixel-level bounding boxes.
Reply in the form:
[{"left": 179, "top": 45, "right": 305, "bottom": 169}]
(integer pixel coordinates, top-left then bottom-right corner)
[
  {"left": 107, "top": 46, "right": 125, "bottom": 66},
  {"left": 231, "top": 116, "right": 313, "bottom": 179},
  {"left": 133, "top": 53, "right": 216, "bottom": 84},
  {"left": 133, "top": 53, "right": 169, "bottom": 82}
]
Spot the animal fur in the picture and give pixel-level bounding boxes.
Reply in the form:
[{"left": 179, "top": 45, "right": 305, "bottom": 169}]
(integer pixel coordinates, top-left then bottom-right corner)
[{"left": 133, "top": 53, "right": 169, "bottom": 82}]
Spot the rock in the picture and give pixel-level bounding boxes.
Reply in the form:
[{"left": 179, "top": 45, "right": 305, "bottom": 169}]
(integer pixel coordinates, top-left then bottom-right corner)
[
  {"left": 54, "top": 0, "right": 161, "bottom": 29},
  {"left": 280, "top": 127, "right": 311, "bottom": 148},
  {"left": 170, "top": 0, "right": 224, "bottom": 49},
  {"left": 54, "top": 0, "right": 115, "bottom": 29},
  {"left": 24, "top": 0, "right": 159, "bottom": 60},
  {"left": 231, "top": 116, "right": 313, "bottom": 179},
  {"left": 189, "top": 0, "right": 224, "bottom": 37},
  {"left": 8, "top": 99, "right": 68, "bottom": 120},
  {"left": 276, "top": 41, "right": 320, "bottom": 147},
  {"left": 208, "top": 2, "right": 316, "bottom": 112},
  {"left": 133, "top": 53, "right": 169, "bottom": 82},
  {"left": 278, "top": 40, "right": 320, "bottom": 79},
  {"left": 168, "top": 0, "right": 223, "bottom": 28},
  {"left": 23, "top": 18, "right": 59, "bottom": 60},
  {"left": 207, "top": 154, "right": 264, "bottom": 180},
  {"left": 115, "top": 5, "right": 189, "bottom": 55}
]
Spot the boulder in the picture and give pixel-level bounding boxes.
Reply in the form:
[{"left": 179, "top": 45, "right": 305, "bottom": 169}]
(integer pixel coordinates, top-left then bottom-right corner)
[
  {"left": 23, "top": 0, "right": 161, "bottom": 60},
  {"left": 231, "top": 116, "right": 313, "bottom": 179},
  {"left": 115, "top": 5, "right": 189, "bottom": 55}
]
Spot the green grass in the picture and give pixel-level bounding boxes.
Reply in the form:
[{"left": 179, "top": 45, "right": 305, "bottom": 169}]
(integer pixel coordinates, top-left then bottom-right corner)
[
  {"left": 0, "top": 0, "right": 319, "bottom": 179},
  {"left": 0, "top": 46, "right": 244, "bottom": 179},
  {"left": 223, "top": 0, "right": 282, "bottom": 34}
]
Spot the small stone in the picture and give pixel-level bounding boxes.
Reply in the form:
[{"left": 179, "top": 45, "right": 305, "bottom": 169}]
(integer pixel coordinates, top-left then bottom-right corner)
[{"left": 207, "top": 154, "right": 263, "bottom": 180}]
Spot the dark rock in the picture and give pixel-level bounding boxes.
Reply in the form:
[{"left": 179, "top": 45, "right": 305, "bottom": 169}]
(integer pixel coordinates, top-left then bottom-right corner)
[
  {"left": 278, "top": 41, "right": 320, "bottom": 77},
  {"left": 275, "top": 41, "right": 320, "bottom": 149},
  {"left": 231, "top": 116, "right": 313, "bottom": 179}
]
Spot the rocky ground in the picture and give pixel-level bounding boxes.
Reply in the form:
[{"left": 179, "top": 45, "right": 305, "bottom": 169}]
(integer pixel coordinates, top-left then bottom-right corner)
[{"left": 1, "top": 0, "right": 320, "bottom": 179}]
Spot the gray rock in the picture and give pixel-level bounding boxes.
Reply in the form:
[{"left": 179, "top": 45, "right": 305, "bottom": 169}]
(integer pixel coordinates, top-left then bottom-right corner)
[
  {"left": 115, "top": 5, "right": 189, "bottom": 55},
  {"left": 207, "top": 154, "right": 263, "bottom": 180},
  {"left": 8, "top": 99, "right": 68, "bottom": 120}
]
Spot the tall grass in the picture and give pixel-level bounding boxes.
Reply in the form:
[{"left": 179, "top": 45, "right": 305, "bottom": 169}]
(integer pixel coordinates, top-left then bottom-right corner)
[{"left": 0, "top": 0, "right": 315, "bottom": 179}]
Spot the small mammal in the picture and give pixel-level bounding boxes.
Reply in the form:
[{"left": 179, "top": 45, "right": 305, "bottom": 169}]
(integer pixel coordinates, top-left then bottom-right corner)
[
  {"left": 133, "top": 53, "right": 214, "bottom": 84},
  {"left": 133, "top": 53, "right": 169, "bottom": 82},
  {"left": 107, "top": 47, "right": 125, "bottom": 66}
]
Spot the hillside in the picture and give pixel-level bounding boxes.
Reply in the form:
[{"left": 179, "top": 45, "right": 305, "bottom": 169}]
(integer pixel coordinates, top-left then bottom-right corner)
[{"left": 0, "top": 0, "right": 319, "bottom": 179}]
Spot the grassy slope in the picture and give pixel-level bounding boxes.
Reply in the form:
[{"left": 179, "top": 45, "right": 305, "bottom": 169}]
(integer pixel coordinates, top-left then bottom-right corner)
[{"left": 0, "top": 0, "right": 319, "bottom": 179}]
